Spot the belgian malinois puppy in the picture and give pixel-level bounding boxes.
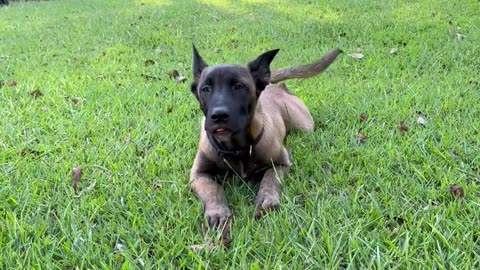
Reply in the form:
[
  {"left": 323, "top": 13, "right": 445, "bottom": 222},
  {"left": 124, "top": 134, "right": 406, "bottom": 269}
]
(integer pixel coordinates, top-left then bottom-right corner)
[{"left": 189, "top": 45, "right": 341, "bottom": 242}]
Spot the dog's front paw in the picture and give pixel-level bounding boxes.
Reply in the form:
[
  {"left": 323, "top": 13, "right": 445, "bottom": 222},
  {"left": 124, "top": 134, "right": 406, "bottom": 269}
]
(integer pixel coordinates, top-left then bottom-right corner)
[
  {"left": 205, "top": 204, "right": 232, "bottom": 228},
  {"left": 204, "top": 204, "right": 233, "bottom": 244},
  {"left": 254, "top": 192, "right": 280, "bottom": 219}
]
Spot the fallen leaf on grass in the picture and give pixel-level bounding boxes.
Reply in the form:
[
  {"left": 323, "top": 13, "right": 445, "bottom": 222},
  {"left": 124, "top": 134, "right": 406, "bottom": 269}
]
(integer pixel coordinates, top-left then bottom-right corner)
[
  {"left": 398, "top": 121, "right": 408, "bottom": 132},
  {"left": 141, "top": 73, "right": 160, "bottom": 81},
  {"left": 176, "top": 76, "right": 187, "bottom": 84},
  {"left": 348, "top": 53, "right": 364, "bottom": 60},
  {"left": 72, "top": 166, "right": 82, "bottom": 192},
  {"left": 359, "top": 112, "right": 368, "bottom": 121},
  {"left": 144, "top": 59, "right": 155, "bottom": 66},
  {"left": 167, "top": 70, "right": 179, "bottom": 79},
  {"left": 7, "top": 80, "right": 17, "bottom": 87},
  {"left": 71, "top": 97, "right": 84, "bottom": 104},
  {"left": 188, "top": 243, "right": 217, "bottom": 253},
  {"left": 19, "top": 148, "right": 41, "bottom": 156},
  {"left": 356, "top": 132, "right": 368, "bottom": 143},
  {"left": 417, "top": 116, "right": 426, "bottom": 126},
  {"left": 450, "top": 184, "right": 464, "bottom": 199},
  {"left": 30, "top": 89, "right": 43, "bottom": 98},
  {"left": 390, "top": 48, "right": 398, "bottom": 54},
  {"left": 391, "top": 227, "right": 399, "bottom": 236},
  {"left": 167, "top": 70, "right": 187, "bottom": 83}
]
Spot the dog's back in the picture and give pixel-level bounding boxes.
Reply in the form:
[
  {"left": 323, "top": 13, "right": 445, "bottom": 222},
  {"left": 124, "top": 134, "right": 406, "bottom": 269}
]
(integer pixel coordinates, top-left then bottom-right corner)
[
  {"left": 259, "top": 83, "right": 314, "bottom": 133},
  {"left": 260, "top": 47, "right": 342, "bottom": 133}
]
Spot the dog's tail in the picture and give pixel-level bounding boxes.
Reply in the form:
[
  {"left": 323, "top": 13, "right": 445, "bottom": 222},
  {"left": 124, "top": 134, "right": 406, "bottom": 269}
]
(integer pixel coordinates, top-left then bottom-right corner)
[{"left": 270, "top": 48, "right": 342, "bottom": 83}]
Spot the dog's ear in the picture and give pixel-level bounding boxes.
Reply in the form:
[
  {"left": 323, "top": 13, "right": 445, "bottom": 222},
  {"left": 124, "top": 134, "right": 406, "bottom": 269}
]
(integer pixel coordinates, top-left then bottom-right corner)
[
  {"left": 247, "top": 49, "right": 279, "bottom": 94},
  {"left": 191, "top": 44, "right": 208, "bottom": 100},
  {"left": 192, "top": 44, "right": 208, "bottom": 80}
]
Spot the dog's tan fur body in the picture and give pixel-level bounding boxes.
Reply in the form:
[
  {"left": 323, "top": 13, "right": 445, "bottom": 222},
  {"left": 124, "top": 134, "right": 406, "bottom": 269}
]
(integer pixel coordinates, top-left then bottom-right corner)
[{"left": 189, "top": 48, "right": 341, "bottom": 241}]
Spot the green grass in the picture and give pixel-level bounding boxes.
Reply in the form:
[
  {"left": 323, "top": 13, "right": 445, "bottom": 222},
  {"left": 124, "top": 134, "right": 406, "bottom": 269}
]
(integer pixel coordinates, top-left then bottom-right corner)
[{"left": 1, "top": 0, "right": 479, "bottom": 268}]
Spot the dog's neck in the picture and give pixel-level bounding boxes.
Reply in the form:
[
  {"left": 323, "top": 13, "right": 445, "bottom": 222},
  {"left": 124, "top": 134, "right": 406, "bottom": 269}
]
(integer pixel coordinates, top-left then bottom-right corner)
[{"left": 248, "top": 106, "right": 264, "bottom": 144}]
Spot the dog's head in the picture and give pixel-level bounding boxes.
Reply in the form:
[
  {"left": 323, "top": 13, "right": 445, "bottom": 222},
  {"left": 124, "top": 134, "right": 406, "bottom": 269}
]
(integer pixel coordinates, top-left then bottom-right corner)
[{"left": 190, "top": 44, "right": 279, "bottom": 145}]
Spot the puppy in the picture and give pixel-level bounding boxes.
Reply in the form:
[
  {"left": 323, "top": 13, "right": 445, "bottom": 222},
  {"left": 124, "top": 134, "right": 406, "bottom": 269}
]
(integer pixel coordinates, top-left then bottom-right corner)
[{"left": 189, "top": 45, "right": 341, "bottom": 241}]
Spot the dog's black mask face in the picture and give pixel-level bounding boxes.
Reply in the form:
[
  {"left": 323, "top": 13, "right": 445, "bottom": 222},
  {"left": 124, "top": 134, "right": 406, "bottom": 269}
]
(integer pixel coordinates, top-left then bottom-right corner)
[{"left": 190, "top": 45, "right": 279, "bottom": 146}]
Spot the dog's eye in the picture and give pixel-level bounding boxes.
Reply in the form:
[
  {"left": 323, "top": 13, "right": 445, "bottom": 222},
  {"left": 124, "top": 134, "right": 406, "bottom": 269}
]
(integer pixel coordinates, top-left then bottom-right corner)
[
  {"left": 201, "top": 85, "right": 210, "bottom": 93},
  {"left": 233, "top": 83, "right": 244, "bottom": 91}
]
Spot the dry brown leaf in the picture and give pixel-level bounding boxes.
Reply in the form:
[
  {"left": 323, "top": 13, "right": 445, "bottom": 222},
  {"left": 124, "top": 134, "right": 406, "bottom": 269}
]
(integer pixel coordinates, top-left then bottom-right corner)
[
  {"left": 144, "top": 59, "right": 155, "bottom": 66},
  {"left": 7, "top": 80, "right": 17, "bottom": 87},
  {"left": 450, "top": 184, "right": 464, "bottom": 199},
  {"left": 356, "top": 132, "right": 368, "bottom": 143},
  {"left": 19, "top": 148, "right": 41, "bottom": 156},
  {"left": 167, "top": 70, "right": 179, "bottom": 79},
  {"left": 141, "top": 73, "right": 160, "bottom": 81},
  {"left": 359, "top": 112, "right": 368, "bottom": 121},
  {"left": 71, "top": 97, "right": 84, "bottom": 104},
  {"left": 398, "top": 121, "right": 408, "bottom": 132},
  {"left": 72, "top": 166, "right": 82, "bottom": 192},
  {"left": 30, "top": 89, "right": 43, "bottom": 98}
]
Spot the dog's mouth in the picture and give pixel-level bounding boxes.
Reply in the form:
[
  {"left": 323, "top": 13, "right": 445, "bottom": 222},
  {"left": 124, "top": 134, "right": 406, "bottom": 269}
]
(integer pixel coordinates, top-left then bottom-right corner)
[{"left": 213, "top": 127, "right": 232, "bottom": 135}]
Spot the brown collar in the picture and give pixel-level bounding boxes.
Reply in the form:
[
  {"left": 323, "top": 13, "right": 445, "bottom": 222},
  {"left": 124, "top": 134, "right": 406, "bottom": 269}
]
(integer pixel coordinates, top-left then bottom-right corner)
[{"left": 207, "top": 126, "right": 265, "bottom": 158}]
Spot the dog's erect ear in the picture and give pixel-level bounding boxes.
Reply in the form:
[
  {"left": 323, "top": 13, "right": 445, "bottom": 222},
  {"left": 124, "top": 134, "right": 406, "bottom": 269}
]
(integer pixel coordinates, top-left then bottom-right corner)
[
  {"left": 191, "top": 44, "right": 208, "bottom": 101},
  {"left": 192, "top": 44, "right": 208, "bottom": 80},
  {"left": 247, "top": 49, "right": 279, "bottom": 94}
]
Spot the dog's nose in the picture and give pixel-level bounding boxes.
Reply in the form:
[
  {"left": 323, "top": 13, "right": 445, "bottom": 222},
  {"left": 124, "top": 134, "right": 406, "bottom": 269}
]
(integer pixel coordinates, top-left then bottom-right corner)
[{"left": 210, "top": 107, "right": 229, "bottom": 123}]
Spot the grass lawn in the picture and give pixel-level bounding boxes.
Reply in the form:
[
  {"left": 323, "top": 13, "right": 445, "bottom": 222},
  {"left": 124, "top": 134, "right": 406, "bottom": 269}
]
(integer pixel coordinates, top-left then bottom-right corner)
[{"left": 1, "top": 0, "right": 479, "bottom": 268}]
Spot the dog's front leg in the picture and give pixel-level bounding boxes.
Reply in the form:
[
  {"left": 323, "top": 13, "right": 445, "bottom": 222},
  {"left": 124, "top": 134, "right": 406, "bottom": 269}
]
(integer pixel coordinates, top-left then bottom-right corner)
[
  {"left": 191, "top": 172, "right": 232, "bottom": 229},
  {"left": 190, "top": 151, "right": 232, "bottom": 241},
  {"left": 254, "top": 164, "right": 289, "bottom": 219}
]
